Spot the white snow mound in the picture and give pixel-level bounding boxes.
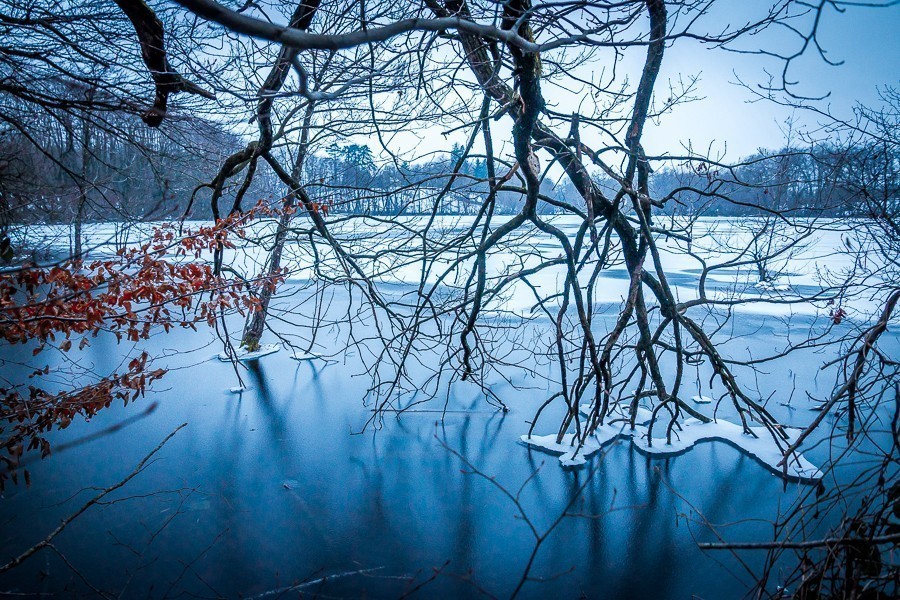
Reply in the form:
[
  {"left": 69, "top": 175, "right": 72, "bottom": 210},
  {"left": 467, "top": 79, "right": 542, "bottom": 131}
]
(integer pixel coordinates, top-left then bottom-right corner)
[
  {"left": 522, "top": 416, "right": 821, "bottom": 481},
  {"left": 217, "top": 343, "right": 279, "bottom": 362}
]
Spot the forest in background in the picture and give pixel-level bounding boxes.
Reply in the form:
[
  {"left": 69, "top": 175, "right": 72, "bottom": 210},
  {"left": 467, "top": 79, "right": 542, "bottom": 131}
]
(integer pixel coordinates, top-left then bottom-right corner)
[{"left": 3, "top": 108, "right": 897, "bottom": 229}]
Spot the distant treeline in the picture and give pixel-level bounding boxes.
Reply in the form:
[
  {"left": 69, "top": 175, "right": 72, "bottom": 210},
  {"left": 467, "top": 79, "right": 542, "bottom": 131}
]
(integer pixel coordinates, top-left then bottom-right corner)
[
  {"left": 649, "top": 144, "right": 899, "bottom": 217},
  {"left": 2, "top": 113, "right": 897, "bottom": 225},
  {"left": 0, "top": 108, "right": 273, "bottom": 226}
]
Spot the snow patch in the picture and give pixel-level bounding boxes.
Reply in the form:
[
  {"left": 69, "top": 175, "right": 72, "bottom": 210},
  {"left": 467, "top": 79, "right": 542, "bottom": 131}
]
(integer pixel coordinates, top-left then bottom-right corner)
[
  {"left": 754, "top": 281, "right": 792, "bottom": 292},
  {"left": 522, "top": 415, "right": 821, "bottom": 481},
  {"left": 520, "top": 405, "right": 655, "bottom": 466},
  {"left": 217, "top": 343, "right": 279, "bottom": 362},
  {"left": 632, "top": 418, "right": 821, "bottom": 480},
  {"left": 229, "top": 385, "right": 249, "bottom": 394},
  {"left": 691, "top": 395, "right": 713, "bottom": 404},
  {"left": 290, "top": 351, "right": 321, "bottom": 362}
]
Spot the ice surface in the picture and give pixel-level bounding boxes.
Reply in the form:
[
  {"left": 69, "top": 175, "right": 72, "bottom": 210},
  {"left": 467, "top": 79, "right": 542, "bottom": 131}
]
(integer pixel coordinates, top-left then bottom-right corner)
[{"left": 17, "top": 218, "right": 867, "bottom": 482}]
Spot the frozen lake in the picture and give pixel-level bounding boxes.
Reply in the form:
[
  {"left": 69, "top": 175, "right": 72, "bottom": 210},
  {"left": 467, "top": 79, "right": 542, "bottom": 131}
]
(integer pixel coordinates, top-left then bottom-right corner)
[{"left": 1, "top": 217, "right": 896, "bottom": 597}]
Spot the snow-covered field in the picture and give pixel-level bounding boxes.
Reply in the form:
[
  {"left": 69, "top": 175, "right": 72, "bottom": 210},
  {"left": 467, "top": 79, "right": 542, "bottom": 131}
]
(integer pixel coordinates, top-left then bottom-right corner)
[{"left": 15, "top": 215, "right": 889, "bottom": 318}]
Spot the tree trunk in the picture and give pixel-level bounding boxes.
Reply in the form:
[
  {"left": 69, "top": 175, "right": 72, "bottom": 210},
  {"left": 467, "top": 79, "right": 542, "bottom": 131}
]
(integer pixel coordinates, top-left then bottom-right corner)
[
  {"left": 73, "top": 109, "right": 90, "bottom": 261},
  {"left": 241, "top": 103, "right": 315, "bottom": 351},
  {"left": 240, "top": 206, "right": 291, "bottom": 351}
]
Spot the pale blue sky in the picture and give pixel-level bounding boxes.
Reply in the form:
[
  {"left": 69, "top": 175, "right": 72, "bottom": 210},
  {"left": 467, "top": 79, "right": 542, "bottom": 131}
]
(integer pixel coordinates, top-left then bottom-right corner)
[
  {"left": 643, "top": 1, "right": 900, "bottom": 158},
  {"left": 408, "top": 1, "right": 900, "bottom": 164}
]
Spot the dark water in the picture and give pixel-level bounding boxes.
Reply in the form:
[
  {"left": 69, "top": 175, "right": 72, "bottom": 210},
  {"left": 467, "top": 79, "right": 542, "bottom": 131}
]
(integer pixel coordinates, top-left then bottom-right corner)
[{"left": 1, "top": 294, "right": 893, "bottom": 599}]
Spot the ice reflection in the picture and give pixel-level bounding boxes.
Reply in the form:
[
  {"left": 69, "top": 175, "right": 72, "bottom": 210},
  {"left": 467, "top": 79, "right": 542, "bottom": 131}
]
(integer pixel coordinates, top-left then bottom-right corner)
[{"left": 0, "top": 306, "right": 892, "bottom": 599}]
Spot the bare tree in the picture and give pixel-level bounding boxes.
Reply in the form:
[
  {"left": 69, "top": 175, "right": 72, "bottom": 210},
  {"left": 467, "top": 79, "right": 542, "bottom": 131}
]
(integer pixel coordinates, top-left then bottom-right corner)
[
  {"left": 2, "top": 1, "right": 899, "bottom": 596},
  {"left": 163, "top": 0, "right": 894, "bottom": 453}
]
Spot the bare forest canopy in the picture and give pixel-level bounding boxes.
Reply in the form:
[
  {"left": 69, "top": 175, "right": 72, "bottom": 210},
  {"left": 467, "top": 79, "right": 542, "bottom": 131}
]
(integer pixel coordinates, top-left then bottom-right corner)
[
  {"left": 2, "top": 1, "right": 898, "bottom": 229},
  {"left": 2, "top": 115, "right": 897, "bottom": 224}
]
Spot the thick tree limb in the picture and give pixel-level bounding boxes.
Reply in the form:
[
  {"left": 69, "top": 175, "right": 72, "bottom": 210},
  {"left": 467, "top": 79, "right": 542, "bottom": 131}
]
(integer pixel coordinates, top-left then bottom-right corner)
[
  {"left": 781, "top": 287, "right": 900, "bottom": 462},
  {"left": 176, "top": 0, "right": 551, "bottom": 53},
  {"left": 700, "top": 532, "right": 900, "bottom": 550},
  {"left": 113, "top": 0, "right": 214, "bottom": 127}
]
